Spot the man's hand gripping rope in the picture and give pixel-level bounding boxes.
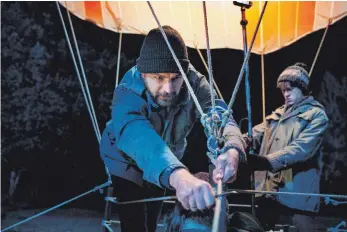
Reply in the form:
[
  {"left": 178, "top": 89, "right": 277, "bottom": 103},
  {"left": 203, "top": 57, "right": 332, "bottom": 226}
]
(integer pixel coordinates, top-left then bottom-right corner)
[{"left": 201, "top": 99, "right": 238, "bottom": 232}]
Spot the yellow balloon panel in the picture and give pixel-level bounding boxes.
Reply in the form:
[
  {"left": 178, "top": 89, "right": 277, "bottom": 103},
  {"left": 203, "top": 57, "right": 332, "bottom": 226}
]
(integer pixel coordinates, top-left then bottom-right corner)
[{"left": 60, "top": 1, "right": 347, "bottom": 54}]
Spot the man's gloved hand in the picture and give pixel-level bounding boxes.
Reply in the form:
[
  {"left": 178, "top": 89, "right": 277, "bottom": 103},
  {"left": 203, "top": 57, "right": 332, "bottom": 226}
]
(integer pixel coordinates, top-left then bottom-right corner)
[
  {"left": 247, "top": 154, "right": 272, "bottom": 171},
  {"left": 212, "top": 148, "right": 239, "bottom": 184},
  {"left": 243, "top": 135, "right": 253, "bottom": 148},
  {"left": 169, "top": 169, "right": 215, "bottom": 212}
]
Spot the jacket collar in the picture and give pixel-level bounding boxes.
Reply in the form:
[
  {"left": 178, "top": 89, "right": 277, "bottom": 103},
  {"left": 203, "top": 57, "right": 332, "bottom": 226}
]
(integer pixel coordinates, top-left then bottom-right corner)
[
  {"left": 118, "top": 66, "right": 146, "bottom": 96},
  {"left": 265, "top": 106, "right": 284, "bottom": 121},
  {"left": 266, "top": 96, "right": 325, "bottom": 122},
  {"left": 119, "top": 66, "right": 190, "bottom": 110}
]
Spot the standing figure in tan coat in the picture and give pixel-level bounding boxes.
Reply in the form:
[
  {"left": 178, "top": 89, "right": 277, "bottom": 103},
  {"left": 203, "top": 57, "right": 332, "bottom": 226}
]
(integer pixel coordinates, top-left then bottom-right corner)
[{"left": 246, "top": 63, "right": 329, "bottom": 232}]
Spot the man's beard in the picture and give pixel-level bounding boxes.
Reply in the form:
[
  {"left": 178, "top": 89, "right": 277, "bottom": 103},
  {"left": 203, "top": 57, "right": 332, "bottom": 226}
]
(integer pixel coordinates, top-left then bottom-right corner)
[
  {"left": 143, "top": 81, "right": 179, "bottom": 107},
  {"left": 151, "top": 91, "right": 178, "bottom": 107}
]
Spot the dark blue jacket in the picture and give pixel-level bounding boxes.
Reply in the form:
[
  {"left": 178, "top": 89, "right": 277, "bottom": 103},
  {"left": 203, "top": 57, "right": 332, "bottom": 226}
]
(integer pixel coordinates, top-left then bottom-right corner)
[{"left": 100, "top": 64, "right": 246, "bottom": 188}]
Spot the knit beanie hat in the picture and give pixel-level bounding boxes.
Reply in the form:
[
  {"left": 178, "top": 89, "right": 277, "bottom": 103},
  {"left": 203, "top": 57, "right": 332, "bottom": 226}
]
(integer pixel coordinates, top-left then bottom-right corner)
[
  {"left": 277, "top": 63, "right": 310, "bottom": 91},
  {"left": 136, "top": 26, "right": 189, "bottom": 74}
]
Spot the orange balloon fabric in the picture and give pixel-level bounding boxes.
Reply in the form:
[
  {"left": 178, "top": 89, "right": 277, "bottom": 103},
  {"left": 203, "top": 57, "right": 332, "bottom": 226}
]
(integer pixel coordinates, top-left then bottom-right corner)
[{"left": 60, "top": 1, "right": 347, "bottom": 54}]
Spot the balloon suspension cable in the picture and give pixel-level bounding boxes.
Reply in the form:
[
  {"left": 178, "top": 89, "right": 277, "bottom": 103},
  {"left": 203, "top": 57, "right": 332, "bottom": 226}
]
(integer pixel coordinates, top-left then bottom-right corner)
[
  {"left": 194, "top": 42, "right": 225, "bottom": 102},
  {"left": 309, "top": 19, "right": 331, "bottom": 77},
  {"left": 58, "top": 1, "right": 112, "bottom": 182},
  {"left": 115, "top": 32, "right": 123, "bottom": 88},
  {"left": 227, "top": 1, "right": 268, "bottom": 110},
  {"left": 65, "top": 4, "right": 102, "bottom": 142},
  {"left": 202, "top": 3, "right": 228, "bottom": 230},
  {"left": 203, "top": 1, "right": 216, "bottom": 113},
  {"left": 218, "top": 1, "right": 268, "bottom": 139},
  {"left": 56, "top": 2, "right": 102, "bottom": 143}
]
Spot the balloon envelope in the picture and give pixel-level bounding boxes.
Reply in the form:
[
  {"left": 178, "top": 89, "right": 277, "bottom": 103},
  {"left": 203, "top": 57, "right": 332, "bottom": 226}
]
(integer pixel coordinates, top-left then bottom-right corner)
[{"left": 60, "top": 1, "right": 347, "bottom": 54}]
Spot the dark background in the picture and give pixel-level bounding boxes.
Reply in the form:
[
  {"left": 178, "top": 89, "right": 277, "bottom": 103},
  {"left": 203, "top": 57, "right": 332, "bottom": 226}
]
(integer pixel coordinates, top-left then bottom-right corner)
[{"left": 1, "top": 1, "right": 347, "bottom": 218}]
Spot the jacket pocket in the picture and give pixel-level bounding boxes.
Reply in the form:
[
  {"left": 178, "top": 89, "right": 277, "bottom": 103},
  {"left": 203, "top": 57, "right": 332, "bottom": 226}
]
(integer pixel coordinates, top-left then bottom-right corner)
[
  {"left": 171, "top": 109, "right": 195, "bottom": 145},
  {"left": 169, "top": 139, "right": 188, "bottom": 160},
  {"left": 292, "top": 111, "right": 312, "bottom": 138}
]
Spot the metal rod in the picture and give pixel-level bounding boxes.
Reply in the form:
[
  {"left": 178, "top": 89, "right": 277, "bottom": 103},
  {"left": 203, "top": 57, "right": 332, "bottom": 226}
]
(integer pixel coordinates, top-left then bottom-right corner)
[
  {"left": 240, "top": 4, "right": 256, "bottom": 217},
  {"left": 211, "top": 179, "right": 226, "bottom": 232}
]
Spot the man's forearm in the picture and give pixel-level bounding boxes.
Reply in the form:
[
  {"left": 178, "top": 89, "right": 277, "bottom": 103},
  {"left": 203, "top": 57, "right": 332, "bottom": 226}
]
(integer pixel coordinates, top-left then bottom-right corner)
[
  {"left": 169, "top": 168, "right": 192, "bottom": 190},
  {"left": 160, "top": 165, "right": 187, "bottom": 189},
  {"left": 223, "top": 133, "right": 247, "bottom": 163}
]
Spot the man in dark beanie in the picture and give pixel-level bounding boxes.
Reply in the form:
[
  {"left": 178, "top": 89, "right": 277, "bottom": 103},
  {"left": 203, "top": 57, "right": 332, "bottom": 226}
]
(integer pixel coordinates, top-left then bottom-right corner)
[
  {"left": 245, "top": 63, "right": 329, "bottom": 231},
  {"left": 99, "top": 26, "right": 246, "bottom": 231}
]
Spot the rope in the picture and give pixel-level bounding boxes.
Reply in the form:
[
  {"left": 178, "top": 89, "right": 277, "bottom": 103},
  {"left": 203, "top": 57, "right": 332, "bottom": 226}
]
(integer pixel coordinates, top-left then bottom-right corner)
[
  {"left": 164, "top": 200, "right": 258, "bottom": 208},
  {"left": 103, "top": 219, "right": 304, "bottom": 230},
  {"left": 2, "top": 6, "right": 115, "bottom": 231},
  {"left": 107, "top": 195, "right": 177, "bottom": 204},
  {"left": 115, "top": 32, "right": 123, "bottom": 88},
  {"left": 107, "top": 188, "right": 347, "bottom": 205},
  {"left": 104, "top": 220, "right": 166, "bottom": 228},
  {"left": 309, "top": 19, "right": 331, "bottom": 77},
  {"left": 147, "top": 1, "right": 204, "bottom": 116},
  {"left": 228, "top": 1, "right": 268, "bottom": 110},
  {"left": 202, "top": 2, "right": 216, "bottom": 112},
  {"left": 1, "top": 181, "right": 112, "bottom": 232},
  {"left": 56, "top": 2, "right": 101, "bottom": 142},
  {"left": 102, "top": 220, "right": 113, "bottom": 231},
  {"left": 194, "top": 42, "right": 224, "bottom": 102},
  {"left": 202, "top": 5, "right": 225, "bottom": 227},
  {"left": 219, "top": 189, "right": 347, "bottom": 199},
  {"left": 104, "top": 221, "right": 296, "bottom": 228},
  {"left": 60, "top": 2, "right": 112, "bottom": 181},
  {"left": 65, "top": 2, "right": 102, "bottom": 141},
  {"left": 261, "top": 53, "right": 266, "bottom": 121}
]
